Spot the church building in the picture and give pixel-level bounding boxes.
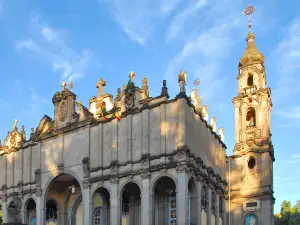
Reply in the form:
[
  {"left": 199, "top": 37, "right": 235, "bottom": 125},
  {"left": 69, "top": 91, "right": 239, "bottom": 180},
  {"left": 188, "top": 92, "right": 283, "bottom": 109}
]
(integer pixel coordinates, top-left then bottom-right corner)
[{"left": 0, "top": 7, "right": 274, "bottom": 225}]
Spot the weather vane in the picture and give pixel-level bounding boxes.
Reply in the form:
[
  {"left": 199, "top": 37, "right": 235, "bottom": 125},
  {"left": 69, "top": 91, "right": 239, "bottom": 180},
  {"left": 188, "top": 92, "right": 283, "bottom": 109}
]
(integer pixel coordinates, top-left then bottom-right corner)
[
  {"left": 193, "top": 79, "right": 200, "bottom": 90},
  {"left": 244, "top": 4, "right": 255, "bottom": 31}
]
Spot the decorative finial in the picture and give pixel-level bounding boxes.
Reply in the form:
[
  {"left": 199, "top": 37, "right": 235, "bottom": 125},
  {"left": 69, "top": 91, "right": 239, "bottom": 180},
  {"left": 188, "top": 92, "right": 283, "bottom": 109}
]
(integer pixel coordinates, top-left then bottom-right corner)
[
  {"left": 161, "top": 80, "right": 169, "bottom": 98},
  {"left": 12, "top": 119, "right": 18, "bottom": 131},
  {"left": 69, "top": 81, "right": 74, "bottom": 89},
  {"left": 96, "top": 78, "right": 106, "bottom": 98},
  {"left": 178, "top": 69, "right": 187, "bottom": 93},
  {"left": 193, "top": 79, "right": 200, "bottom": 91},
  {"left": 244, "top": 4, "right": 255, "bottom": 31}
]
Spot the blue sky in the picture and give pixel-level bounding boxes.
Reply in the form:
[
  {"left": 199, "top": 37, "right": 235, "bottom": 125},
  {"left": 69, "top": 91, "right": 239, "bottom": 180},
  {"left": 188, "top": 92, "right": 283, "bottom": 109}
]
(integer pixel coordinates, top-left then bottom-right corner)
[{"left": 0, "top": 0, "right": 299, "bottom": 213}]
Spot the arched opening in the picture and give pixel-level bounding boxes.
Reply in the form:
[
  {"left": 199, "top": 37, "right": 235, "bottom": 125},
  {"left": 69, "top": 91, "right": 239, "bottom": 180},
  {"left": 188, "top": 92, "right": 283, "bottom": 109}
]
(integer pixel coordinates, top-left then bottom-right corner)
[
  {"left": 188, "top": 179, "right": 197, "bottom": 225},
  {"left": 8, "top": 197, "right": 22, "bottom": 223},
  {"left": 245, "top": 213, "right": 257, "bottom": 225},
  {"left": 247, "top": 74, "right": 254, "bottom": 86},
  {"left": 153, "top": 176, "right": 176, "bottom": 225},
  {"left": 0, "top": 205, "right": 3, "bottom": 225},
  {"left": 44, "top": 173, "right": 82, "bottom": 225},
  {"left": 25, "top": 198, "right": 36, "bottom": 225},
  {"left": 201, "top": 185, "right": 208, "bottom": 225},
  {"left": 211, "top": 191, "right": 216, "bottom": 225},
  {"left": 246, "top": 107, "right": 256, "bottom": 127},
  {"left": 93, "top": 187, "right": 110, "bottom": 225},
  {"left": 121, "top": 182, "right": 141, "bottom": 225},
  {"left": 248, "top": 157, "right": 256, "bottom": 170}
]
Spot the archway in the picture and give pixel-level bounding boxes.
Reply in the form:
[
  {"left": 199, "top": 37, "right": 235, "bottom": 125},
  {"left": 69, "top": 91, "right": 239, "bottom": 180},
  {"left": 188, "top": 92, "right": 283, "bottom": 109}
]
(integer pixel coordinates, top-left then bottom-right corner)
[
  {"left": 246, "top": 107, "right": 256, "bottom": 127},
  {"left": 152, "top": 176, "right": 176, "bottom": 225},
  {"left": 121, "top": 182, "right": 141, "bottom": 225},
  {"left": 25, "top": 198, "right": 36, "bottom": 225},
  {"left": 92, "top": 187, "right": 110, "bottom": 225},
  {"left": 44, "top": 173, "right": 82, "bottom": 225},
  {"left": 188, "top": 178, "right": 197, "bottom": 225}
]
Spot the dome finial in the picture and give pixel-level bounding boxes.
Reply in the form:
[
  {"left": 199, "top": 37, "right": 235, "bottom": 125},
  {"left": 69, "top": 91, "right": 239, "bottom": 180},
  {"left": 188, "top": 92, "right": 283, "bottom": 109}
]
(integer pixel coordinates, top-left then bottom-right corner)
[{"left": 244, "top": 4, "right": 255, "bottom": 32}]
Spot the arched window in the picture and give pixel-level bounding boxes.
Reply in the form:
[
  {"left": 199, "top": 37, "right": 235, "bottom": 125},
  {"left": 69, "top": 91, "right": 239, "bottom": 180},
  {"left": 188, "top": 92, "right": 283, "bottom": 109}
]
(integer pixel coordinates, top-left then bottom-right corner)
[
  {"left": 46, "top": 199, "right": 57, "bottom": 223},
  {"left": 219, "top": 196, "right": 223, "bottom": 215},
  {"left": 245, "top": 213, "right": 257, "bottom": 225},
  {"left": 246, "top": 108, "right": 256, "bottom": 127},
  {"left": 201, "top": 186, "right": 207, "bottom": 210},
  {"left": 247, "top": 74, "right": 254, "bottom": 86}
]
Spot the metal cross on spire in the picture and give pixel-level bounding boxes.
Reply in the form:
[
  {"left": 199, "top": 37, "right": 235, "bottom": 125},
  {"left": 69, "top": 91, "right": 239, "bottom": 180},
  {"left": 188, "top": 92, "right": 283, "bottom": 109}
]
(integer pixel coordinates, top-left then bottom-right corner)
[{"left": 244, "top": 4, "right": 255, "bottom": 31}]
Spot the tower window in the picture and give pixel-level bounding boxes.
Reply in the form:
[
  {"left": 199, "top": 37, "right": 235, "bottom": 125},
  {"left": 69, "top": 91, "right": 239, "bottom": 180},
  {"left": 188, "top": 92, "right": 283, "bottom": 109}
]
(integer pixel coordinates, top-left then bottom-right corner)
[
  {"left": 247, "top": 74, "right": 254, "bottom": 86},
  {"left": 248, "top": 157, "right": 256, "bottom": 169},
  {"left": 246, "top": 107, "right": 256, "bottom": 127}
]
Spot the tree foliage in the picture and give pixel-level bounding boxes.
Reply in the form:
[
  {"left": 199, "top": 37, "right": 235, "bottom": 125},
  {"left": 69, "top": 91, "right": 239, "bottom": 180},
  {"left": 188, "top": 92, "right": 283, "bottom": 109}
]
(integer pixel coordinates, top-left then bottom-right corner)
[{"left": 275, "top": 200, "right": 300, "bottom": 225}]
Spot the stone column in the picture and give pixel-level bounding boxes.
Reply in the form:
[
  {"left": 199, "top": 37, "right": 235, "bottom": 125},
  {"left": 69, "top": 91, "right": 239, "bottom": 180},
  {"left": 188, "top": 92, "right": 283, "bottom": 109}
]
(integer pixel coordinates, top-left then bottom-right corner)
[
  {"left": 82, "top": 182, "right": 92, "bottom": 225},
  {"left": 207, "top": 186, "right": 212, "bottom": 225},
  {"left": 36, "top": 191, "right": 44, "bottom": 225},
  {"left": 176, "top": 165, "right": 189, "bottom": 225},
  {"left": 196, "top": 178, "right": 203, "bottom": 225},
  {"left": 141, "top": 171, "right": 151, "bottom": 225},
  {"left": 110, "top": 177, "right": 119, "bottom": 225},
  {"left": 215, "top": 192, "right": 220, "bottom": 225},
  {"left": 2, "top": 199, "right": 8, "bottom": 223}
]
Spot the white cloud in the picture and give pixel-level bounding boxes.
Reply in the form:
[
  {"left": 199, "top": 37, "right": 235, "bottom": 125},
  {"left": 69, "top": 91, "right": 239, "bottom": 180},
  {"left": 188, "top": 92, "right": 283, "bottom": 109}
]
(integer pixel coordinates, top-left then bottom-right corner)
[
  {"left": 272, "top": 18, "right": 300, "bottom": 103},
  {"left": 276, "top": 106, "right": 300, "bottom": 119},
  {"left": 15, "top": 16, "right": 92, "bottom": 83},
  {"left": 99, "top": 0, "right": 180, "bottom": 45}
]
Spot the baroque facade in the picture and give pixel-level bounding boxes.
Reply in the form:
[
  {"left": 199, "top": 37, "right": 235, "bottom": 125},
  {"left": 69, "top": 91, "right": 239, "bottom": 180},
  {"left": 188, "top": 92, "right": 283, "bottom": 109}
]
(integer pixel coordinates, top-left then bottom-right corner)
[{"left": 0, "top": 26, "right": 273, "bottom": 225}]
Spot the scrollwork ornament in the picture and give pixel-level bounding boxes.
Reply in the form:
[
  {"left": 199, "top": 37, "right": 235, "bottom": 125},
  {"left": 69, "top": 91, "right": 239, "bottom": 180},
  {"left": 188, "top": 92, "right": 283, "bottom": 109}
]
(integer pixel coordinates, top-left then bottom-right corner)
[{"left": 176, "top": 164, "right": 190, "bottom": 173}]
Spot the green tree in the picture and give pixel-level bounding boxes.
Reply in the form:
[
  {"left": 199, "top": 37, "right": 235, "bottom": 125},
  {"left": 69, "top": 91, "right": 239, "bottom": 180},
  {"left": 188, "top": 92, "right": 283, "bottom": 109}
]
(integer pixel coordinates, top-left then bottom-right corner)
[{"left": 275, "top": 200, "right": 300, "bottom": 225}]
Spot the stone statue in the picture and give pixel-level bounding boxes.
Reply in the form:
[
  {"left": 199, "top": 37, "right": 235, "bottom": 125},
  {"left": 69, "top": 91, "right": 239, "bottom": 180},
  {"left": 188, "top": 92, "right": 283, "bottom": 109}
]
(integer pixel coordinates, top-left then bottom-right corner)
[
  {"left": 96, "top": 78, "right": 106, "bottom": 98},
  {"left": 219, "top": 127, "right": 224, "bottom": 142},
  {"left": 202, "top": 106, "right": 208, "bottom": 121},
  {"left": 190, "top": 88, "right": 202, "bottom": 110},
  {"left": 211, "top": 117, "right": 217, "bottom": 132},
  {"left": 178, "top": 70, "right": 186, "bottom": 93},
  {"left": 142, "top": 77, "right": 149, "bottom": 98}
]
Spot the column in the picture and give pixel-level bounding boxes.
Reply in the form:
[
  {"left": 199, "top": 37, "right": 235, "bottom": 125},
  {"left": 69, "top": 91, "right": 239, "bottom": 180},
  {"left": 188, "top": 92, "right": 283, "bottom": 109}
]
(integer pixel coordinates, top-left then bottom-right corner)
[
  {"left": 177, "top": 165, "right": 189, "bottom": 225},
  {"left": 110, "top": 177, "right": 119, "bottom": 225},
  {"left": 196, "top": 178, "right": 202, "bottom": 225},
  {"left": 83, "top": 182, "right": 92, "bottom": 225},
  {"left": 141, "top": 171, "right": 151, "bottom": 225},
  {"left": 215, "top": 192, "right": 220, "bottom": 225},
  {"left": 2, "top": 199, "right": 8, "bottom": 223},
  {"left": 36, "top": 192, "right": 44, "bottom": 225},
  {"left": 207, "top": 187, "right": 212, "bottom": 225}
]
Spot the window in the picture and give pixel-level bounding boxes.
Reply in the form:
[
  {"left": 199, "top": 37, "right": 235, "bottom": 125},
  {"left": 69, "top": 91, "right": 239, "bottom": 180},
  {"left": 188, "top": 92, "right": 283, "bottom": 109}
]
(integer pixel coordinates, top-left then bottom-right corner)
[
  {"left": 247, "top": 74, "right": 254, "bottom": 86},
  {"left": 201, "top": 186, "right": 207, "bottom": 209},
  {"left": 248, "top": 157, "right": 256, "bottom": 170},
  {"left": 46, "top": 200, "right": 57, "bottom": 222},
  {"left": 219, "top": 196, "right": 223, "bottom": 215},
  {"left": 246, "top": 108, "right": 256, "bottom": 127}
]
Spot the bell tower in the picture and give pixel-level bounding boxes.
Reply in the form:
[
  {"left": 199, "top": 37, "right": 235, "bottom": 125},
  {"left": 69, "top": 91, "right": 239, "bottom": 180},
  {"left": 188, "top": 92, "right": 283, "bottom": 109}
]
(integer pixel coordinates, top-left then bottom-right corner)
[{"left": 228, "top": 5, "right": 274, "bottom": 225}]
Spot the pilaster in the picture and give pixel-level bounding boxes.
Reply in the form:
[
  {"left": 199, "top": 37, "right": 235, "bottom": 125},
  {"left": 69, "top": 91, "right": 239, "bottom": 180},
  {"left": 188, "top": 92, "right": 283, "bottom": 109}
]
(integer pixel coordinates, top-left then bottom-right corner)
[
  {"left": 141, "top": 171, "right": 151, "bottom": 225},
  {"left": 36, "top": 192, "right": 44, "bottom": 225},
  {"left": 215, "top": 192, "right": 220, "bottom": 225},
  {"left": 110, "top": 177, "right": 119, "bottom": 225},
  {"left": 82, "top": 181, "right": 92, "bottom": 225},
  {"left": 2, "top": 199, "right": 8, "bottom": 223},
  {"left": 196, "top": 178, "right": 203, "bottom": 225},
  {"left": 208, "top": 186, "right": 212, "bottom": 225},
  {"left": 176, "top": 165, "right": 189, "bottom": 225}
]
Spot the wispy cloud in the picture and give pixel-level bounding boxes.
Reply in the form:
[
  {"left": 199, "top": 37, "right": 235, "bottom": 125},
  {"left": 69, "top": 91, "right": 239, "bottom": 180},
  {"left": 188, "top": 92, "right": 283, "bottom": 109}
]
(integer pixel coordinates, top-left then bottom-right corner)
[
  {"left": 99, "top": 0, "right": 180, "bottom": 45},
  {"left": 22, "top": 87, "right": 48, "bottom": 116},
  {"left": 15, "top": 16, "right": 92, "bottom": 83},
  {"left": 164, "top": 0, "right": 246, "bottom": 101},
  {"left": 272, "top": 18, "right": 300, "bottom": 104},
  {"left": 276, "top": 106, "right": 300, "bottom": 119}
]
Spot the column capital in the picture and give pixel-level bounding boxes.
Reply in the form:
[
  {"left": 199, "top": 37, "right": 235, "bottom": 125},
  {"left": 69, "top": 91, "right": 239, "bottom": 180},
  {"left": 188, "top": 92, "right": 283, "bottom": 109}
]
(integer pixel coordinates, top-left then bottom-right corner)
[
  {"left": 176, "top": 164, "right": 190, "bottom": 173},
  {"left": 82, "top": 181, "right": 91, "bottom": 189},
  {"left": 140, "top": 170, "right": 151, "bottom": 180},
  {"left": 110, "top": 176, "right": 119, "bottom": 184},
  {"left": 35, "top": 188, "right": 43, "bottom": 197}
]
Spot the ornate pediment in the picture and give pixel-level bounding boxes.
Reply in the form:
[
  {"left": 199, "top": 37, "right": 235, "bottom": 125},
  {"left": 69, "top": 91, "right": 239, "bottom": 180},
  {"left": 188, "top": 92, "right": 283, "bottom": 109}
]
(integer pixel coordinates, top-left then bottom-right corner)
[
  {"left": 30, "top": 115, "right": 53, "bottom": 141},
  {"left": 0, "top": 120, "right": 26, "bottom": 153}
]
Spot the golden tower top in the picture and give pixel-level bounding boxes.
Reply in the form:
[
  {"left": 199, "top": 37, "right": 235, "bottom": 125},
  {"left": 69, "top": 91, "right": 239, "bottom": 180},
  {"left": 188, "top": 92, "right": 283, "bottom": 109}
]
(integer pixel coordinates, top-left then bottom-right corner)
[{"left": 239, "top": 5, "right": 265, "bottom": 68}]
